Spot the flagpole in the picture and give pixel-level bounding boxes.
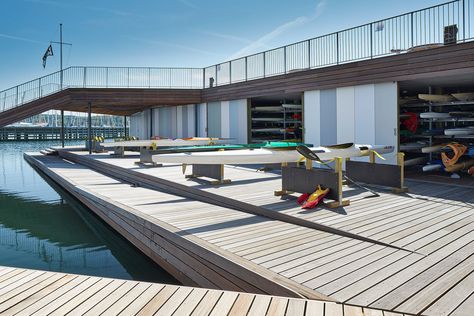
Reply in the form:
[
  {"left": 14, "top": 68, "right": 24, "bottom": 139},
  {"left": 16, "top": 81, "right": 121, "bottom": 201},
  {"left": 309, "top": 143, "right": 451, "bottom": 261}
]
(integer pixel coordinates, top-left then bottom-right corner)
[{"left": 60, "top": 23, "right": 64, "bottom": 147}]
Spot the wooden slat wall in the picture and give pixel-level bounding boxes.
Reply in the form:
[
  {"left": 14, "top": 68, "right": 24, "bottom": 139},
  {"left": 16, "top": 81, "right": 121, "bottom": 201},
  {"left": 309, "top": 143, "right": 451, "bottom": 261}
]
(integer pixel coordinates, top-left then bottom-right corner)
[
  {"left": 202, "top": 41, "right": 474, "bottom": 102},
  {"left": 2, "top": 41, "right": 473, "bottom": 127}
]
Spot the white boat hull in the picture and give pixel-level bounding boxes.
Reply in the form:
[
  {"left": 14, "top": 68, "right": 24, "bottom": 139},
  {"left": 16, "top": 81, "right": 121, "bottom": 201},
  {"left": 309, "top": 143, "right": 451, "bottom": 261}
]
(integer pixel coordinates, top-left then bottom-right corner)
[
  {"left": 152, "top": 144, "right": 395, "bottom": 165},
  {"left": 101, "top": 138, "right": 234, "bottom": 148}
]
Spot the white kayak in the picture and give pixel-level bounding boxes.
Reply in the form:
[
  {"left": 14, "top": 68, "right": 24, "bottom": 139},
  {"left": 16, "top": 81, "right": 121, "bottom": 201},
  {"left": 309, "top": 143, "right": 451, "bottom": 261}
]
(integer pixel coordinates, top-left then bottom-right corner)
[
  {"left": 252, "top": 106, "right": 283, "bottom": 112},
  {"left": 282, "top": 104, "right": 302, "bottom": 109},
  {"left": 101, "top": 138, "right": 235, "bottom": 148},
  {"left": 444, "top": 128, "right": 474, "bottom": 136},
  {"left": 152, "top": 143, "right": 395, "bottom": 165},
  {"left": 420, "top": 112, "right": 451, "bottom": 119}
]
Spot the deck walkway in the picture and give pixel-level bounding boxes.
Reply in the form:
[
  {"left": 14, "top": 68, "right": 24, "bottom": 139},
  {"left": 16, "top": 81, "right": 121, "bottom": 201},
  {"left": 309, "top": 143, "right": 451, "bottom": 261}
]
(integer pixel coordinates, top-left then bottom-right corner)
[
  {"left": 0, "top": 265, "right": 395, "bottom": 315},
  {"left": 25, "top": 150, "right": 474, "bottom": 315}
]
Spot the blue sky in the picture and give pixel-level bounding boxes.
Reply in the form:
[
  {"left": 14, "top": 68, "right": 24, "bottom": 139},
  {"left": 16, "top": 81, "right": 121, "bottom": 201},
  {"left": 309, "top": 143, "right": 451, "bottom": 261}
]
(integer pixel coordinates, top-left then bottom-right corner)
[{"left": 1, "top": 0, "right": 444, "bottom": 89}]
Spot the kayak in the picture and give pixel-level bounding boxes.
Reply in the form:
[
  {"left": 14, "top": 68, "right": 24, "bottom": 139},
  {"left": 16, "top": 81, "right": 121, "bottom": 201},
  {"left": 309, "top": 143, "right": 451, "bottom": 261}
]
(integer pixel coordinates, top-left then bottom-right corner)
[
  {"left": 420, "top": 112, "right": 451, "bottom": 119},
  {"left": 444, "top": 128, "right": 474, "bottom": 136},
  {"left": 151, "top": 143, "right": 395, "bottom": 165},
  {"left": 101, "top": 137, "right": 235, "bottom": 148},
  {"left": 418, "top": 94, "right": 455, "bottom": 103}
]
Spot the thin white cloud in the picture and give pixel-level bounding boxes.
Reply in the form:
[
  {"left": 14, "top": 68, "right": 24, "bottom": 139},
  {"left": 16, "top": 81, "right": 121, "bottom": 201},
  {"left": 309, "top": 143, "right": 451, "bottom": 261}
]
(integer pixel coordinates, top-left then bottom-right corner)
[
  {"left": 200, "top": 31, "right": 253, "bottom": 45},
  {"left": 228, "top": 0, "right": 328, "bottom": 60},
  {"left": 0, "top": 33, "right": 43, "bottom": 44},
  {"left": 131, "top": 38, "right": 221, "bottom": 57}
]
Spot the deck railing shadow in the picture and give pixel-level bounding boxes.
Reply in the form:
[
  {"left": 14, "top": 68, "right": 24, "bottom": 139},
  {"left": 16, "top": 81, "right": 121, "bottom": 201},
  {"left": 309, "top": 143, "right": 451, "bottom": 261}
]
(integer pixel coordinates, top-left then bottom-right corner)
[{"left": 175, "top": 215, "right": 269, "bottom": 236}]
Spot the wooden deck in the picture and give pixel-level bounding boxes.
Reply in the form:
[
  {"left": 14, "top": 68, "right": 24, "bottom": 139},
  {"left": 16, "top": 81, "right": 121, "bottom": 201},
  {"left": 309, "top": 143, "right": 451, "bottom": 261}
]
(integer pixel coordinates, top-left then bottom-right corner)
[
  {"left": 0, "top": 265, "right": 400, "bottom": 315},
  {"left": 25, "top": 150, "right": 474, "bottom": 316}
]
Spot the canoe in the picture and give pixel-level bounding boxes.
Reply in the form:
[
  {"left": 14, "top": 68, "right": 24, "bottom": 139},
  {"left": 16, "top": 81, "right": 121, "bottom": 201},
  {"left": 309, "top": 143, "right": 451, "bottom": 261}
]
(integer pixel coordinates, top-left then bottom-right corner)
[
  {"left": 101, "top": 137, "right": 235, "bottom": 148},
  {"left": 444, "top": 128, "right": 474, "bottom": 136},
  {"left": 422, "top": 163, "right": 443, "bottom": 172},
  {"left": 400, "top": 142, "right": 426, "bottom": 151},
  {"left": 418, "top": 94, "right": 455, "bottom": 103},
  {"left": 419, "top": 112, "right": 451, "bottom": 119},
  {"left": 251, "top": 118, "right": 282, "bottom": 122},
  {"left": 152, "top": 143, "right": 395, "bottom": 165},
  {"left": 421, "top": 144, "right": 445, "bottom": 153},
  {"left": 252, "top": 106, "right": 283, "bottom": 112},
  {"left": 452, "top": 93, "right": 474, "bottom": 101},
  {"left": 282, "top": 104, "right": 302, "bottom": 109}
]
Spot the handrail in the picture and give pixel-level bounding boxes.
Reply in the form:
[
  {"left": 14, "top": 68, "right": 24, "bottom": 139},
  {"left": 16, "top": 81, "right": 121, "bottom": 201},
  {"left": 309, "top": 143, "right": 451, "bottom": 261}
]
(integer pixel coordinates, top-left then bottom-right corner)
[{"left": 0, "top": 0, "right": 472, "bottom": 113}]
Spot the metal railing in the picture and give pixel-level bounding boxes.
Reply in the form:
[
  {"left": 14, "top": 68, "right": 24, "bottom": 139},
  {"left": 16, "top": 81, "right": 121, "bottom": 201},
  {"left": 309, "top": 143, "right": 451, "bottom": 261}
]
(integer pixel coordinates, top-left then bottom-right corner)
[
  {"left": 0, "top": 66, "right": 204, "bottom": 113},
  {"left": 205, "top": 0, "right": 474, "bottom": 87},
  {"left": 0, "top": 0, "right": 473, "bottom": 113}
]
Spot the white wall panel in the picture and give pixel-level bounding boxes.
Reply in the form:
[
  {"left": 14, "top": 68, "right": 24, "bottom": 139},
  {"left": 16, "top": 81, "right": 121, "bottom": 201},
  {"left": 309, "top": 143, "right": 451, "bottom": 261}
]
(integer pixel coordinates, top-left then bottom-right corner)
[
  {"left": 187, "top": 105, "right": 195, "bottom": 137},
  {"left": 197, "top": 103, "right": 207, "bottom": 137},
  {"left": 303, "top": 90, "right": 321, "bottom": 146},
  {"left": 176, "top": 106, "right": 183, "bottom": 137},
  {"left": 220, "top": 101, "right": 230, "bottom": 138},
  {"left": 229, "top": 99, "right": 248, "bottom": 144},
  {"left": 336, "top": 87, "right": 355, "bottom": 144},
  {"left": 375, "top": 82, "right": 398, "bottom": 164}
]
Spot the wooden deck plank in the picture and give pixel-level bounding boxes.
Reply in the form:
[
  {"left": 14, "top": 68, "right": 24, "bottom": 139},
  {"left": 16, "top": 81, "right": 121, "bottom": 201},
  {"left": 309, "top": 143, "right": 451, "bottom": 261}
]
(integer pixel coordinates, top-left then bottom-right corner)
[
  {"left": 136, "top": 285, "right": 178, "bottom": 316},
  {"left": 423, "top": 271, "right": 474, "bottom": 316}
]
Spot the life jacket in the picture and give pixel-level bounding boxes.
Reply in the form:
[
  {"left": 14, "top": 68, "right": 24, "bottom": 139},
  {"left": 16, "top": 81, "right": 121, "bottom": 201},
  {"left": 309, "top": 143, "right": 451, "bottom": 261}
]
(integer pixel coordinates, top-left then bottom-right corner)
[{"left": 442, "top": 142, "right": 467, "bottom": 167}]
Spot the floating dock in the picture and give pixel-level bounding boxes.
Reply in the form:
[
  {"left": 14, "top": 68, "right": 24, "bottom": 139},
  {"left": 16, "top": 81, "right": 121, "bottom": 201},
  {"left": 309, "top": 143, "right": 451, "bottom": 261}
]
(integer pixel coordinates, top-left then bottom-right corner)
[{"left": 24, "top": 149, "right": 474, "bottom": 315}]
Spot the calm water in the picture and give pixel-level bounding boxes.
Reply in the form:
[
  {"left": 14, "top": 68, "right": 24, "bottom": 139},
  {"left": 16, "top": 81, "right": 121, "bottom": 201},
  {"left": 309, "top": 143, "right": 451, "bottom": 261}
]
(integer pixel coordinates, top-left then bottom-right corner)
[{"left": 0, "top": 141, "right": 178, "bottom": 284}]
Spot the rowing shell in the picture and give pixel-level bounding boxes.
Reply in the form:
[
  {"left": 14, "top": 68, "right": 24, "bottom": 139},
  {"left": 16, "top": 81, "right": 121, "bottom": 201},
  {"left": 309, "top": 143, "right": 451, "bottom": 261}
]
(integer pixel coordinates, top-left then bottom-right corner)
[
  {"left": 101, "top": 137, "right": 235, "bottom": 148},
  {"left": 151, "top": 143, "right": 394, "bottom": 165}
]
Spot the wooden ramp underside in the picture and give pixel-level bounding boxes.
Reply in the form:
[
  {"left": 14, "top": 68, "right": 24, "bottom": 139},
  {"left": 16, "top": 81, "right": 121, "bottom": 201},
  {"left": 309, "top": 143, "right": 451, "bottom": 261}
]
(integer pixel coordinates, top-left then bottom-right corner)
[{"left": 25, "top": 151, "right": 474, "bottom": 316}]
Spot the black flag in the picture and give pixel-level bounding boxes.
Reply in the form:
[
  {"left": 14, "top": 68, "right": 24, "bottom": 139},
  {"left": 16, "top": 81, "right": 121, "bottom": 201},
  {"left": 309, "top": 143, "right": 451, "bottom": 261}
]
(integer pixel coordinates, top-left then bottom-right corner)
[{"left": 42, "top": 44, "right": 54, "bottom": 68}]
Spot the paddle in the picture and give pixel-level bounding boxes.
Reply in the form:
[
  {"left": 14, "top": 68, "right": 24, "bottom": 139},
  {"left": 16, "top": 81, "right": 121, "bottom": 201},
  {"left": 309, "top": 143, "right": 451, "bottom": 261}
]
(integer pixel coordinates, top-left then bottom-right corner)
[{"left": 296, "top": 145, "right": 380, "bottom": 198}]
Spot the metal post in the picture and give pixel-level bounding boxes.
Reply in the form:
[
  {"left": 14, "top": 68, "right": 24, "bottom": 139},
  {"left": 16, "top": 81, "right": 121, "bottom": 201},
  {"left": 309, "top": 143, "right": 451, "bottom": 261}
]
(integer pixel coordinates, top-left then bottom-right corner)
[
  {"left": 245, "top": 57, "right": 248, "bottom": 81},
  {"left": 462, "top": 0, "right": 466, "bottom": 41},
  {"left": 38, "top": 78, "right": 41, "bottom": 98},
  {"left": 283, "top": 46, "right": 287, "bottom": 74},
  {"left": 215, "top": 65, "right": 218, "bottom": 86},
  {"left": 60, "top": 109, "right": 64, "bottom": 148},
  {"left": 229, "top": 62, "right": 232, "bottom": 84},
  {"left": 202, "top": 68, "right": 206, "bottom": 88},
  {"left": 88, "top": 102, "right": 92, "bottom": 154},
  {"left": 60, "top": 23, "right": 63, "bottom": 89},
  {"left": 369, "top": 23, "right": 373, "bottom": 58},
  {"left": 149, "top": 108, "right": 153, "bottom": 139},
  {"left": 16, "top": 86, "right": 18, "bottom": 106},
  {"left": 263, "top": 52, "right": 266, "bottom": 78},
  {"left": 124, "top": 116, "right": 127, "bottom": 138},
  {"left": 307, "top": 40, "right": 311, "bottom": 69},
  {"left": 336, "top": 32, "right": 339, "bottom": 64},
  {"left": 410, "top": 12, "right": 414, "bottom": 48}
]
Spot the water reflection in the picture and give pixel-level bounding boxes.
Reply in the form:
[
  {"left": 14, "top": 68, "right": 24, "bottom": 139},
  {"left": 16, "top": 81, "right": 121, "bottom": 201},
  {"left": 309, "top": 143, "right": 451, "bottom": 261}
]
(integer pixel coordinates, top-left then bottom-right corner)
[{"left": 0, "top": 141, "right": 178, "bottom": 284}]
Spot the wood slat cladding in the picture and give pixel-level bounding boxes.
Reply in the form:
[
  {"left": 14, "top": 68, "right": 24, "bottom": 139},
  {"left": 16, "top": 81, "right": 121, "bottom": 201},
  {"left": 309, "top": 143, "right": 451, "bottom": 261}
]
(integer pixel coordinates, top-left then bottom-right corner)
[
  {"left": 202, "top": 41, "right": 474, "bottom": 102},
  {"left": 1, "top": 41, "right": 473, "bottom": 127}
]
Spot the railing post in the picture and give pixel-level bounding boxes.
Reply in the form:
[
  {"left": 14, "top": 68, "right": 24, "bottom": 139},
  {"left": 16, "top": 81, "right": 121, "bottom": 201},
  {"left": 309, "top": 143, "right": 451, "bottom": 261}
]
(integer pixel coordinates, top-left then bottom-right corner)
[
  {"left": 83, "top": 67, "right": 87, "bottom": 88},
  {"left": 284, "top": 46, "right": 287, "bottom": 74},
  {"left": 215, "top": 65, "right": 218, "bottom": 86},
  {"left": 202, "top": 68, "right": 206, "bottom": 88},
  {"left": 462, "top": 0, "right": 466, "bottom": 41},
  {"left": 229, "top": 62, "right": 232, "bottom": 84},
  {"left": 245, "top": 57, "right": 248, "bottom": 81},
  {"left": 370, "top": 23, "right": 373, "bottom": 58},
  {"left": 307, "top": 40, "right": 311, "bottom": 69},
  {"left": 148, "top": 68, "right": 151, "bottom": 88},
  {"left": 106, "top": 67, "right": 109, "bottom": 88},
  {"left": 263, "top": 52, "right": 266, "bottom": 78},
  {"left": 410, "top": 12, "right": 414, "bottom": 48},
  {"left": 127, "top": 68, "right": 130, "bottom": 88},
  {"left": 15, "top": 86, "right": 18, "bottom": 106},
  {"left": 38, "top": 78, "right": 41, "bottom": 98},
  {"left": 336, "top": 32, "right": 339, "bottom": 64}
]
